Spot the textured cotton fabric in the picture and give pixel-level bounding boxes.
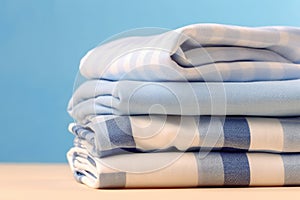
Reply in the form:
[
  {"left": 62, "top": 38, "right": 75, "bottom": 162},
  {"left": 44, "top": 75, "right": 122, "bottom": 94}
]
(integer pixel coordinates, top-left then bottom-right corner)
[
  {"left": 69, "top": 116, "right": 300, "bottom": 157},
  {"left": 67, "top": 147, "right": 300, "bottom": 188},
  {"left": 68, "top": 79, "right": 300, "bottom": 124},
  {"left": 79, "top": 24, "right": 300, "bottom": 82}
]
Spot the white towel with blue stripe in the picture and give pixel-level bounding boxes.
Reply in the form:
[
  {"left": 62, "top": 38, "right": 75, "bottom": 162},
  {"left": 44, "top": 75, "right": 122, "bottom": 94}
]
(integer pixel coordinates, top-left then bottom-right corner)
[
  {"left": 69, "top": 116, "right": 300, "bottom": 158},
  {"left": 67, "top": 147, "right": 300, "bottom": 188}
]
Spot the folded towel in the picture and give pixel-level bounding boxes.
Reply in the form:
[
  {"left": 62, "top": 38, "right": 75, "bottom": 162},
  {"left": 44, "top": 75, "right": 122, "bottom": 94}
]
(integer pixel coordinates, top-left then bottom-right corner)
[
  {"left": 68, "top": 79, "right": 300, "bottom": 123},
  {"left": 69, "top": 116, "right": 300, "bottom": 157},
  {"left": 79, "top": 24, "right": 300, "bottom": 82},
  {"left": 67, "top": 146, "right": 300, "bottom": 188}
]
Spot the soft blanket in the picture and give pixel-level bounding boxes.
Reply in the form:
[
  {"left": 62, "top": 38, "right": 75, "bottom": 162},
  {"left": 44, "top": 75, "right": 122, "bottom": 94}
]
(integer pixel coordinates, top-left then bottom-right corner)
[
  {"left": 67, "top": 147, "right": 300, "bottom": 188},
  {"left": 68, "top": 79, "right": 300, "bottom": 123},
  {"left": 79, "top": 24, "right": 300, "bottom": 82},
  {"left": 69, "top": 116, "right": 300, "bottom": 157}
]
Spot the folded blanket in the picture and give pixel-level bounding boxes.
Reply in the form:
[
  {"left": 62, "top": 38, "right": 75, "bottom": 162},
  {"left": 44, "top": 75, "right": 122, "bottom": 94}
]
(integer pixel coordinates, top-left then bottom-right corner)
[
  {"left": 69, "top": 116, "right": 300, "bottom": 157},
  {"left": 67, "top": 146, "right": 300, "bottom": 188},
  {"left": 68, "top": 79, "right": 300, "bottom": 123},
  {"left": 79, "top": 24, "right": 300, "bottom": 82}
]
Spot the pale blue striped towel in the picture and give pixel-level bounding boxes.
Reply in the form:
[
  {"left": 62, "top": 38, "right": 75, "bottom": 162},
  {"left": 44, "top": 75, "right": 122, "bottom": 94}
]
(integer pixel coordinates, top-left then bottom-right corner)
[
  {"left": 79, "top": 24, "right": 300, "bottom": 82},
  {"left": 69, "top": 116, "right": 300, "bottom": 157}
]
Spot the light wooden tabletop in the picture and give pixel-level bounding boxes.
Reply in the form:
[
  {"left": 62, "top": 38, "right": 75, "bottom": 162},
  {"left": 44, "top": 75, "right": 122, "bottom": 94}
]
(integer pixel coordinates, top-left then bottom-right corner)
[{"left": 0, "top": 164, "right": 299, "bottom": 200}]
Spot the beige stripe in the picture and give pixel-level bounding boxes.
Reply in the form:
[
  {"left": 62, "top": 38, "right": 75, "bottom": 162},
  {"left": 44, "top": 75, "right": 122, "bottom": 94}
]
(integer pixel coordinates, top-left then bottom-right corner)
[
  {"left": 131, "top": 116, "right": 199, "bottom": 150},
  {"left": 279, "top": 30, "right": 290, "bottom": 45},
  {"left": 247, "top": 118, "right": 284, "bottom": 152},
  {"left": 126, "top": 153, "right": 198, "bottom": 187},
  {"left": 247, "top": 153, "right": 284, "bottom": 186}
]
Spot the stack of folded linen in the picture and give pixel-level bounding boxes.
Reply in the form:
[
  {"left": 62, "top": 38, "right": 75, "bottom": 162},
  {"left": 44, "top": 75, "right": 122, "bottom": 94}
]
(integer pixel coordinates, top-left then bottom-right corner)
[{"left": 67, "top": 24, "right": 300, "bottom": 188}]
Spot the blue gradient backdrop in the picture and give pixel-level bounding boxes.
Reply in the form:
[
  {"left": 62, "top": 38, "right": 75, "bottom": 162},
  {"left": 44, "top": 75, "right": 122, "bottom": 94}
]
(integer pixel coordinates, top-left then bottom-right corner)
[{"left": 0, "top": 0, "right": 300, "bottom": 162}]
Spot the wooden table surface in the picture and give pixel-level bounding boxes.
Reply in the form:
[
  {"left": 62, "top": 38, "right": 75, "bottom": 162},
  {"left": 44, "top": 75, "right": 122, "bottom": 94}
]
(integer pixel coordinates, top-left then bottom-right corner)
[{"left": 1, "top": 164, "right": 299, "bottom": 200}]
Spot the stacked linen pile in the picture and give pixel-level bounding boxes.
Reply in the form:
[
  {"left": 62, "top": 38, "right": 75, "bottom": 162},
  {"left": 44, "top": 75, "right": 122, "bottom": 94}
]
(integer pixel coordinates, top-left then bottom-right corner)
[{"left": 67, "top": 24, "right": 300, "bottom": 188}]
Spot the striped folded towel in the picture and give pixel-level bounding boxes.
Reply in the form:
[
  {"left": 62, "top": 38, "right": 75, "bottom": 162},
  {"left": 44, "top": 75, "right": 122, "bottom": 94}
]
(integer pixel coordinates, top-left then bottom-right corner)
[
  {"left": 79, "top": 24, "right": 300, "bottom": 82},
  {"left": 67, "top": 147, "right": 300, "bottom": 188},
  {"left": 67, "top": 23, "right": 300, "bottom": 188},
  {"left": 69, "top": 116, "right": 300, "bottom": 157}
]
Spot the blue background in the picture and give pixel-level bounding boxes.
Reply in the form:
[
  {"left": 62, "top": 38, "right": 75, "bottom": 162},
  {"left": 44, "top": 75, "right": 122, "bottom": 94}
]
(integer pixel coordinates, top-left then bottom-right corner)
[{"left": 1, "top": 0, "right": 300, "bottom": 162}]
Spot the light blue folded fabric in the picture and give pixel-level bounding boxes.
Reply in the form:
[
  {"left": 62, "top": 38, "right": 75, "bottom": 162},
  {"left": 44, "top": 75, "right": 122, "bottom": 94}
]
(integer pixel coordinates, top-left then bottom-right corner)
[
  {"left": 173, "top": 46, "right": 292, "bottom": 67},
  {"left": 79, "top": 24, "right": 300, "bottom": 82},
  {"left": 68, "top": 79, "right": 300, "bottom": 124}
]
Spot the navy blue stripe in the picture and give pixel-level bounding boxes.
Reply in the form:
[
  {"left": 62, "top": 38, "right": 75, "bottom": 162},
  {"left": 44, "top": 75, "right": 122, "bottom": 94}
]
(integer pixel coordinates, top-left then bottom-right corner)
[
  {"left": 281, "top": 153, "right": 300, "bottom": 185},
  {"left": 223, "top": 117, "right": 250, "bottom": 150},
  {"left": 220, "top": 152, "right": 250, "bottom": 186},
  {"left": 198, "top": 116, "right": 212, "bottom": 133},
  {"left": 106, "top": 116, "right": 135, "bottom": 147}
]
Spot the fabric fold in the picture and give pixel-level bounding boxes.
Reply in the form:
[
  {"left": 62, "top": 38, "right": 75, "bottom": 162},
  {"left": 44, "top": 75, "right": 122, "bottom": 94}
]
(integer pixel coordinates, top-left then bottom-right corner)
[
  {"left": 67, "top": 146, "right": 300, "bottom": 188},
  {"left": 79, "top": 24, "right": 300, "bottom": 81},
  {"left": 68, "top": 79, "right": 300, "bottom": 124},
  {"left": 69, "top": 116, "right": 300, "bottom": 157}
]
